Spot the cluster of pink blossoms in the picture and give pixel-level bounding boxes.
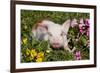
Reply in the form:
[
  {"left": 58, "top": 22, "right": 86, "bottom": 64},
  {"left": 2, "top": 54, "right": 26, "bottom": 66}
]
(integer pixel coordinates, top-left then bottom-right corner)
[
  {"left": 74, "top": 51, "right": 81, "bottom": 60},
  {"left": 79, "top": 18, "right": 90, "bottom": 37},
  {"left": 70, "top": 18, "right": 90, "bottom": 60},
  {"left": 71, "top": 18, "right": 90, "bottom": 37}
]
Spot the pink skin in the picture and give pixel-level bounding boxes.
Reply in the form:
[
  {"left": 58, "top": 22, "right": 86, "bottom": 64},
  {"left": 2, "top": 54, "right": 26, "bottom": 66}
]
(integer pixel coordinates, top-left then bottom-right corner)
[
  {"left": 52, "top": 38, "right": 61, "bottom": 48},
  {"left": 44, "top": 20, "right": 70, "bottom": 49},
  {"left": 52, "top": 43, "right": 61, "bottom": 48},
  {"left": 48, "top": 24, "right": 64, "bottom": 48},
  {"left": 50, "top": 37, "right": 63, "bottom": 48}
]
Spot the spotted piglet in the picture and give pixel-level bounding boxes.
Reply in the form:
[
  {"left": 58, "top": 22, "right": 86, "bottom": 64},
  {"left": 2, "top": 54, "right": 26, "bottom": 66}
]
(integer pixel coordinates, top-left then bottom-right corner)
[{"left": 32, "top": 20, "right": 75, "bottom": 53}]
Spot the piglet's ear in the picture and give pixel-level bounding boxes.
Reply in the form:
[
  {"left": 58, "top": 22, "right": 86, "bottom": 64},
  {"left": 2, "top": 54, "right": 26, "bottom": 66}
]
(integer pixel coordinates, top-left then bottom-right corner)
[
  {"left": 62, "top": 19, "right": 70, "bottom": 34},
  {"left": 32, "top": 20, "right": 49, "bottom": 35}
]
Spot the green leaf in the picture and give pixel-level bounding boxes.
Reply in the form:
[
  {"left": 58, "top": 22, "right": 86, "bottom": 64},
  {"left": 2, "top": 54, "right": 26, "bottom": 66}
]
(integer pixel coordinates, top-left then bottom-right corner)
[
  {"left": 80, "top": 35, "right": 87, "bottom": 46},
  {"left": 36, "top": 41, "right": 48, "bottom": 52}
]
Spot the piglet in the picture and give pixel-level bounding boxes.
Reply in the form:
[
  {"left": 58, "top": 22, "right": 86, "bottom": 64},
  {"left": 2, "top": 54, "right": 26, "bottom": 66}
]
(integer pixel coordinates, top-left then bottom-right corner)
[{"left": 32, "top": 20, "right": 75, "bottom": 53}]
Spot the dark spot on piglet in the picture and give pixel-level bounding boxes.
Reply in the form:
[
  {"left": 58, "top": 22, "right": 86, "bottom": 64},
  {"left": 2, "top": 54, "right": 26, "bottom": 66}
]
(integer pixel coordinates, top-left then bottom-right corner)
[{"left": 38, "top": 34, "right": 46, "bottom": 41}]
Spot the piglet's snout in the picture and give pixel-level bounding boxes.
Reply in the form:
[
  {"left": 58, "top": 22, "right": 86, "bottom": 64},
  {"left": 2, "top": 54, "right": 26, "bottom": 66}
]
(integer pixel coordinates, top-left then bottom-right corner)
[
  {"left": 53, "top": 43, "right": 59, "bottom": 45},
  {"left": 53, "top": 37, "right": 60, "bottom": 42},
  {"left": 52, "top": 43, "right": 60, "bottom": 48},
  {"left": 51, "top": 38, "right": 61, "bottom": 48}
]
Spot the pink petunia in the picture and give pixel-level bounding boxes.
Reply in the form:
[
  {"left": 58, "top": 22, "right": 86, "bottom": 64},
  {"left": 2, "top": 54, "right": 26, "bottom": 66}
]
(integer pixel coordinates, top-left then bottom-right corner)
[
  {"left": 79, "top": 18, "right": 85, "bottom": 25},
  {"left": 71, "top": 18, "right": 78, "bottom": 27},
  {"left": 79, "top": 29, "right": 83, "bottom": 33},
  {"left": 79, "top": 18, "right": 85, "bottom": 33},
  {"left": 80, "top": 18, "right": 84, "bottom": 23},
  {"left": 85, "top": 19, "right": 90, "bottom": 26},
  {"left": 74, "top": 51, "right": 81, "bottom": 60}
]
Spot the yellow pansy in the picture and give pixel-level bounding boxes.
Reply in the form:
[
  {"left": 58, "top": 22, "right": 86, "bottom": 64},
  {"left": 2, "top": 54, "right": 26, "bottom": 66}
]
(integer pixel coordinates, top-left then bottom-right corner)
[
  {"left": 29, "top": 57, "right": 33, "bottom": 61},
  {"left": 36, "top": 52, "right": 44, "bottom": 58},
  {"left": 26, "top": 48, "right": 30, "bottom": 56},
  {"left": 36, "top": 58, "right": 43, "bottom": 62},
  {"left": 30, "top": 49, "right": 37, "bottom": 58},
  {"left": 23, "top": 38, "right": 27, "bottom": 44}
]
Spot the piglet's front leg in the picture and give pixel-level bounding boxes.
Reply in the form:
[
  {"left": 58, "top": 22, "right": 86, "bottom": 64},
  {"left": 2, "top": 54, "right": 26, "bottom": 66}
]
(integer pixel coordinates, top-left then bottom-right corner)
[
  {"left": 63, "top": 36, "right": 76, "bottom": 53},
  {"left": 64, "top": 42, "right": 76, "bottom": 53},
  {"left": 64, "top": 41, "right": 72, "bottom": 53},
  {"left": 63, "top": 36, "right": 71, "bottom": 52}
]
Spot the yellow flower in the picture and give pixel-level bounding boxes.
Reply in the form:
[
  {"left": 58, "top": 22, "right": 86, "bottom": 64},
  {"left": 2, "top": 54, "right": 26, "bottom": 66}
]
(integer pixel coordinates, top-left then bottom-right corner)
[
  {"left": 30, "top": 49, "right": 37, "bottom": 58},
  {"left": 36, "top": 52, "right": 44, "bottom": 58},
  {"left": 29, "top": 57, "right": 33, "bottom": 61},
  {"left": 46, "top": 50, "right": 50, "bottom": 53},
  {"left": 36, "top": 58, "right": 43, "bottom": 62},
  {"left": 26, "top": 48, "right": 30, "bottom": 56},
  {"left": 23, "top": 38, "right": 27, "bottom": 44}
]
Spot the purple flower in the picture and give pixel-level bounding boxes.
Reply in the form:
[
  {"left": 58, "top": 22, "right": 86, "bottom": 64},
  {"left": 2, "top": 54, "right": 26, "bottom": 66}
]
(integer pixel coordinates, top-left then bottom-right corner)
[
  {"left": 79, "top": 24, "right": 84, "bottom": 33},
  {"left": 74, "top": 51, "right": 81, "bottom": 60},
  {"left": 84, "top": 19, "right": 90, "bottom": 37},
  {"left": 79, "top": 29, "right": 83, "bottom": 33},
  {"left": 85, "top": 19, "right": 90, "bottom": 26},
  {"left": 79, "top": 18, "right": 90, "bottom": 34},
  {"left": 79, "top": 18, "right": 85, "bottom": 33}
]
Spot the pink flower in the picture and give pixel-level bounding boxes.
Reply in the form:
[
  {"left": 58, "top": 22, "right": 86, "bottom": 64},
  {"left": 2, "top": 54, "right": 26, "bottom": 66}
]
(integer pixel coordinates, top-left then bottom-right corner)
[
  {"left": 79, "top": 18, "right": 85, "bottom": 33},
  {"left": 74, "top": 51, "right": 81, "bottom": 60},
  {"left": 79, "top": 18, "right": 84, "bottom": 24},
  {"left": 79, "top": 24, "right": 84, "bottom": 33},
  {"left": 79, "top": 29, "right": 83, "bottom": 33},
  {"left": 71, "top": 19, "right": 78, "bottom": 27},
  {"left": 85, "top": 19, "right": 90, "bottom": 26},
  {"left": 79, "top": 18, "right": 86, "bottom": 26}
]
